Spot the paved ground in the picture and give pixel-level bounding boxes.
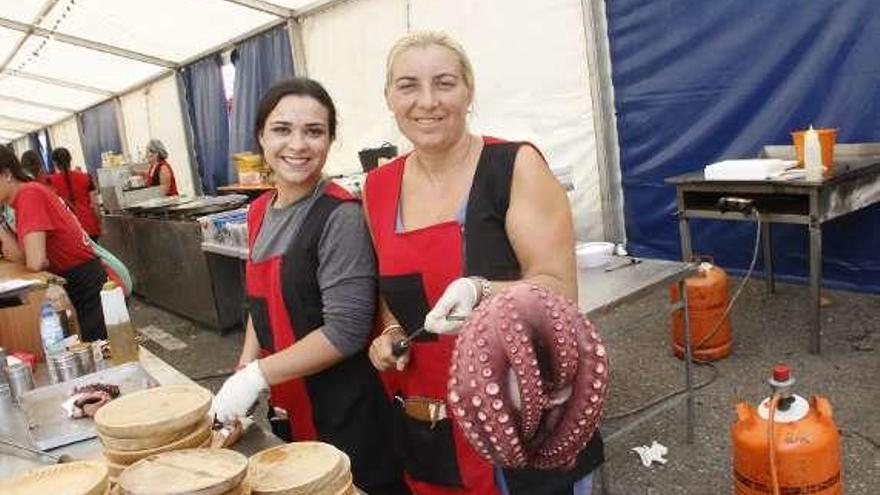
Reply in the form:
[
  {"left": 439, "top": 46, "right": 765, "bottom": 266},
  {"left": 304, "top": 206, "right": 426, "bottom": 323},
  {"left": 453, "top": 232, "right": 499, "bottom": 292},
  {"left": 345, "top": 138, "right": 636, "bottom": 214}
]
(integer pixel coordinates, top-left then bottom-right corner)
[{"left": 130, "top": 277, "right": 879, "bottom": 495}]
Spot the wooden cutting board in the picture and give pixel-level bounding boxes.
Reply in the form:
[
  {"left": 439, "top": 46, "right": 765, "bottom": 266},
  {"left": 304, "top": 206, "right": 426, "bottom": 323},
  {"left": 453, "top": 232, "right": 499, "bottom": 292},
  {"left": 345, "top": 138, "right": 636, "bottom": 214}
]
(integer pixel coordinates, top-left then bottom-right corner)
[
  {"left": 104, "top": 416, "right": 213, "bottom": 464},
  {"left": 94, "top": 384, "right": 212, "bottom": 439},
  {"left": 248, "top": 442, "right": 350, "bottom": 495},
  {"left": 0, "top": 461, "right": 110, "bottom": 495},
  {"left": 119, "top": 448, "right": 248, "bottom": 495}
]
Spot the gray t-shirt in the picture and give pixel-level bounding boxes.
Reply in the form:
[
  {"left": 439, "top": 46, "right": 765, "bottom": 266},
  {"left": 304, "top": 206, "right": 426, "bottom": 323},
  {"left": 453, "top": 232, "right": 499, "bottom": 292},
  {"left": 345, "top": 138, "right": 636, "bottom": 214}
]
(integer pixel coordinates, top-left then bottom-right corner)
[{"left": 251, "top": 183, "right": 376, "bottom": 357}]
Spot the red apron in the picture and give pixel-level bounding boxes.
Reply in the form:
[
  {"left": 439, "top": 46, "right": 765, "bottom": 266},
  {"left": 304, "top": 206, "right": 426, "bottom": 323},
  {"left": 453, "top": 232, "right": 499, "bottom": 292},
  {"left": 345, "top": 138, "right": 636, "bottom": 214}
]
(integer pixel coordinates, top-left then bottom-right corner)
[
  {"left": 244, "top": 185, "right": 403, "bottom": 493},
  {"left": 365, "top": 155, "right": 500, "bottom": 495},
  {"left": 246, "top": 192, "right": 318, "bottom": 441}
]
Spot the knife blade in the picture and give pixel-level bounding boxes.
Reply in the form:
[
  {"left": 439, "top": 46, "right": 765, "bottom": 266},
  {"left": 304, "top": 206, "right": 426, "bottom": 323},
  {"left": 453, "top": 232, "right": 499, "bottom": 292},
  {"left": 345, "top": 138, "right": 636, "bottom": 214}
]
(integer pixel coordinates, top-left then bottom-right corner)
[{"left": 391, "top": 315, "right": 467, "bottom": 357}]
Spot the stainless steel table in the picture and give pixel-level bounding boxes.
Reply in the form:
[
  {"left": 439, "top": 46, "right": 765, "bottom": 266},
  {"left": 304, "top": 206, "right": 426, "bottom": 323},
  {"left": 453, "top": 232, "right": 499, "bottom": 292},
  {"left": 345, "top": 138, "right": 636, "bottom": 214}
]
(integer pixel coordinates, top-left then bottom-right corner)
[
  {"left": 666, "top": 157, "right": 880, "bottom": 353},
  {"left": 577, "top": 258, "right": 698, "bottom": 443},
  {"left": 0, "top": 347, "right": 282, "bottom": 481}
]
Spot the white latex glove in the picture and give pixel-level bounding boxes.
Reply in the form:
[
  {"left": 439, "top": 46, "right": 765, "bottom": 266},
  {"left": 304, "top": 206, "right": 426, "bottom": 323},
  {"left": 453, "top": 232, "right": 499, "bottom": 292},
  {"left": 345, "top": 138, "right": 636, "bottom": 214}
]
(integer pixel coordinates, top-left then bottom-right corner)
[
  {"left": 211, "top": 361, "right": 268, "bottom": 424},
  {"left": 424, "top": 277, "right": 478, "bottom": 335}
]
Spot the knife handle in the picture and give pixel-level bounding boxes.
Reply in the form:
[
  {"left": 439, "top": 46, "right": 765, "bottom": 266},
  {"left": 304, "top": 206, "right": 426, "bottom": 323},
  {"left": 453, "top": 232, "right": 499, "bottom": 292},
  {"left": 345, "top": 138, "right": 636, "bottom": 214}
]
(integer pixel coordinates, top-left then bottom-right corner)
[{"left": 391, "top": 339, "right": 410, "bottom": 357}]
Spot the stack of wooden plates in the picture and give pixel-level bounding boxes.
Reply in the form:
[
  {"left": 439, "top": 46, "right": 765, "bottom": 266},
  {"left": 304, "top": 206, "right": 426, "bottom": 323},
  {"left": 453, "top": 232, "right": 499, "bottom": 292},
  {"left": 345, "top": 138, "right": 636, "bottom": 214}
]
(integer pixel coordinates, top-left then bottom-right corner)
[
  {"left": 248, "top": 442, "right": 354, "bottom": 495},
  {"left": 92, "top": 384, "right": 213, "bottom": 480},
  {"left": 0, "top": 461, "right": 110, "bottom": 495},
  {"left": 117, "top": 448, "right": 249, "bottom": 495}
]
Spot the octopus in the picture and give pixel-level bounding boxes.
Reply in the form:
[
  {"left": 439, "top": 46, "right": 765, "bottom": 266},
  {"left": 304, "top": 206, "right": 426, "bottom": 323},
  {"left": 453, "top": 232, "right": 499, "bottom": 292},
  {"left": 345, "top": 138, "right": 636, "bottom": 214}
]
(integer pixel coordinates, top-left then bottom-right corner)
[
  {"left": 447, "top": 283, "right": 609, "bottom": 469},
  {"left": 67, "top": 382, "right": 121, "bottom": 418}
]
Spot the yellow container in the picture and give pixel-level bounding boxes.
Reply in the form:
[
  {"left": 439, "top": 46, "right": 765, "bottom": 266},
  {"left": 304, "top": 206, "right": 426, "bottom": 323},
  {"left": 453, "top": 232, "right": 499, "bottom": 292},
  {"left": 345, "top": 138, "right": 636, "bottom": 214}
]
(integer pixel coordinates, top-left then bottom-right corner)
[{"left": 232, "top": 153, "right": 264, "bottom": 173}]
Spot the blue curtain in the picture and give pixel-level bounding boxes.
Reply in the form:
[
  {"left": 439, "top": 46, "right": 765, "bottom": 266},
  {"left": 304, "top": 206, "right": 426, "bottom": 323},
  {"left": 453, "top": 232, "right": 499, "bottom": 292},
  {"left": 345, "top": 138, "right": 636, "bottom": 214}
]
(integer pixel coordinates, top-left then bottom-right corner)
[
  {"left": 27, "top": 133, "right": 38, "bottom": 155},
  {"left": 29, "top": 130, "right": 53, "bottom": 173},
  {"left": 607, "top": 0, "right": 880, "bottom": 293},
  {"left": 182, "top": 55, "right": 230, "bottom": 194},
  {"left": 228, "top": 25, "right": 295, "bottom": 181},
  {"left": 78, "top": 100, "right": 123, "bottom": 175}
]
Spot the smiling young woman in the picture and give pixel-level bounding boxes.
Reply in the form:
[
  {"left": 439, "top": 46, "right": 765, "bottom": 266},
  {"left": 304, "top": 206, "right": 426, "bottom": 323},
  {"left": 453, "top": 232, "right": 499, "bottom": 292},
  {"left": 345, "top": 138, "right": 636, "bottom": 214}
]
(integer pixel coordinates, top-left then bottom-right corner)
[
  {"left": 257, "top": 93, "right": 332, "bottom": 205},
  {"left": 211, "top": 78, "right": 408, "bottom": 495}
]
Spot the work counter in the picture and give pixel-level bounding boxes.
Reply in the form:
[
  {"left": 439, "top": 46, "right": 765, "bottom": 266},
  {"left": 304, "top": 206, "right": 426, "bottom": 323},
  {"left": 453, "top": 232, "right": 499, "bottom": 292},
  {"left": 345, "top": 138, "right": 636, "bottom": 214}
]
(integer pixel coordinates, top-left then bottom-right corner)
[
  {"left": 0, "top": 347, "right": 281, "bottom": 481},
  {"left": 101, "top": 213, "right": 245, "bottom": 331}
]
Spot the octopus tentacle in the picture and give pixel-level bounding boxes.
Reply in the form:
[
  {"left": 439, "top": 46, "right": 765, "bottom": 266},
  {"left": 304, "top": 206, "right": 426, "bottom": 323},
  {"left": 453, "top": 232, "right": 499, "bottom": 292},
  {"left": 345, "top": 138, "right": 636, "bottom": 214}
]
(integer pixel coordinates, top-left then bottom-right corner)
[{"left": 447, "top": 283, "right": 609, "bottom": 469}]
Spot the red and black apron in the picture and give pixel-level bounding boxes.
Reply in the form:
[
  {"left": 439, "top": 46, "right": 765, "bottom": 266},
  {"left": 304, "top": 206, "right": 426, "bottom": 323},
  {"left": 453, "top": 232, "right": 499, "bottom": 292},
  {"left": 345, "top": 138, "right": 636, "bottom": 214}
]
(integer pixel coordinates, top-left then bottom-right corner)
[
  {"left": 364, "top": 138, "right": 604, "bottom": 495},
  {"left": 246, "top": 184, "right": 405, "bottom": 494}
]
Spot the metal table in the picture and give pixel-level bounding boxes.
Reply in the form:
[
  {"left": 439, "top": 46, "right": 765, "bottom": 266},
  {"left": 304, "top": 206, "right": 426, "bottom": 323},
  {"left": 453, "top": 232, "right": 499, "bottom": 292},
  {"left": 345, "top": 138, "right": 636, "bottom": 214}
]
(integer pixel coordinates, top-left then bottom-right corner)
[
  {"left": 0, "top": 347, "right": 282, "bottom": 481},
  {"left": 577, "top": 258, "right": 698, "bottom": 443},
  {"left": 666, "top": 157, "right": 880, "bottom": 353}
]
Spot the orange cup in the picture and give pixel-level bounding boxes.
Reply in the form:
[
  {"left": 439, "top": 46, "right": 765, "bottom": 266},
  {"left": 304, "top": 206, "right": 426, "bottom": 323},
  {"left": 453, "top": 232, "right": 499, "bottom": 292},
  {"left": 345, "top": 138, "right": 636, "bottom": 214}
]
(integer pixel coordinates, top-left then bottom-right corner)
[{"left": 791, "top": 128, "right": 837, "bottom": 172}]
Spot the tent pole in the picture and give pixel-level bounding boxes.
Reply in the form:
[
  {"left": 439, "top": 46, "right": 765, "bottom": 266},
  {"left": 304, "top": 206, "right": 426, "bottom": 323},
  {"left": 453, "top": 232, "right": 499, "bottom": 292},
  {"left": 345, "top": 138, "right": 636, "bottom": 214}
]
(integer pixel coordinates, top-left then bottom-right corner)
[
  {"left": 580, "top": 0, "right": 626, "bottom": 243},
  {"left": 287, "top": 18, "right": 309, "bottom": 76},
  {"left": 175, "top": 71, "right": 203, "bottom": 196}
]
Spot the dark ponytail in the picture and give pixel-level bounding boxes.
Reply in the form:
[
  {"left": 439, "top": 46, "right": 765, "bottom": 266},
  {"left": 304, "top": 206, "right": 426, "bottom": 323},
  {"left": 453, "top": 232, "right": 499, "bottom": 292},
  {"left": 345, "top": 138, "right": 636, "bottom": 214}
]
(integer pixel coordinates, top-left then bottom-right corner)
[
  {"left": 0, "top": 146, "right": 33, "bottom": 182},
  {"left": 51, "top": 148, "right": 75, "bottom": 205}
]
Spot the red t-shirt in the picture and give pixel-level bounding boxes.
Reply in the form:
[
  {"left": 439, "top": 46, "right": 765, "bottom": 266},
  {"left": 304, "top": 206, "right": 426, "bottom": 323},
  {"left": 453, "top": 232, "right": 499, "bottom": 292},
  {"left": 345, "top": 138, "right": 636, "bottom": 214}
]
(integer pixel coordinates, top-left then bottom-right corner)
[
  {"left": 47, "top": 170, "right": 101, "bottom": 237},
  {"left": 11, "top": 182, "right": 96, "bottom": 273}
]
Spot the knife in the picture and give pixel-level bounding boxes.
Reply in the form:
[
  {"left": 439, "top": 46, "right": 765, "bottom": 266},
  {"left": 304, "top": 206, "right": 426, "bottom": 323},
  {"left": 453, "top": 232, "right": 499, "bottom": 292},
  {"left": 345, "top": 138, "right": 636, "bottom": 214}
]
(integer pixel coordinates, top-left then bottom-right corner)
[{"left": 390, "top": 315, "right": 467, "bottom": 357}]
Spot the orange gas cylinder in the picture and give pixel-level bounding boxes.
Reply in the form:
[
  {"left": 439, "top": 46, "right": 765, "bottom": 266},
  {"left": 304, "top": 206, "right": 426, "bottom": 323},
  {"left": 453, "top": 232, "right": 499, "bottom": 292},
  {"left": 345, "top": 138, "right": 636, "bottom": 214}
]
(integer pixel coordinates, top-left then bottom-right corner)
[
  {"left": 669, "top": 261, "right": 732, "bottom": 360},
  {"left": 731, "top": 365, "right": 842, "bottom": 495}
]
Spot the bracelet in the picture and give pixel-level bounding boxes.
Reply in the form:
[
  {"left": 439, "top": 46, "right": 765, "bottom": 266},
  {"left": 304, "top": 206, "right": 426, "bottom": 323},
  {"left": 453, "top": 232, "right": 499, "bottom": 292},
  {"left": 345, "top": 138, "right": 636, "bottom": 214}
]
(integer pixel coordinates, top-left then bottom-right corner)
[
  {"left": 381, "top": 324, "right": 404, "bottom": 336},
  {"left": 470, "top": 276, "right": 492, "bottom": 305}
]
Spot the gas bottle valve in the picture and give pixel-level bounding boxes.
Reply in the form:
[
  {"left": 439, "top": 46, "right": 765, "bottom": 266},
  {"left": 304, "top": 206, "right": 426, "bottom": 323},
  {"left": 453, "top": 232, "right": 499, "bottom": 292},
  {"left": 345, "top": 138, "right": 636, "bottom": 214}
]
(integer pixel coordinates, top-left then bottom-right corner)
[{"left": 768, "top": 364, "right": 795, "bottom": 411}]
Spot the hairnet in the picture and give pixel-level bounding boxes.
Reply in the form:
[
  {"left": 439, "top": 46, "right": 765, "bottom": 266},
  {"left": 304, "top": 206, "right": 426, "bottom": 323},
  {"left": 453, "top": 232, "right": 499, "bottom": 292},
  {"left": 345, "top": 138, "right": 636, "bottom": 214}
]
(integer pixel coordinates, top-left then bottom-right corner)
[{"left": 146, "top": 139, "right": 168, "bottom": 160}]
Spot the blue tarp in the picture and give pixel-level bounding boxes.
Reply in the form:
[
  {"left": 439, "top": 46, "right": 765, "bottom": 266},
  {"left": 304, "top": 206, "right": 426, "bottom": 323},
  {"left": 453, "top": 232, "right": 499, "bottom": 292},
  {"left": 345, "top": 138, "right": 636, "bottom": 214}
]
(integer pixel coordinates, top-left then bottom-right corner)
[
  {"left": 182, "top": 54, "right": 230, "bottom": 194},
  {"left": 228, "top": 26, "right": 295, "bottom": 182},
  {"left": 78, "top": 100, "right": 123, "bottom": 175},
  {"left": 606, "top": 0, "right": 880, "bottom": 292}
]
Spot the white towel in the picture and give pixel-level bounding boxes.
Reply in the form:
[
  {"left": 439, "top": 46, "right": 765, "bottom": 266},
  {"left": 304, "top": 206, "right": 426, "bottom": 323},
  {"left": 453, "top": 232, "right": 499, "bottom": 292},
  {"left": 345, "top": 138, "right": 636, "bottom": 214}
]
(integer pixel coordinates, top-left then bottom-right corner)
[{"left": 704, "top": 159, "right": 795, "bottom": 180}]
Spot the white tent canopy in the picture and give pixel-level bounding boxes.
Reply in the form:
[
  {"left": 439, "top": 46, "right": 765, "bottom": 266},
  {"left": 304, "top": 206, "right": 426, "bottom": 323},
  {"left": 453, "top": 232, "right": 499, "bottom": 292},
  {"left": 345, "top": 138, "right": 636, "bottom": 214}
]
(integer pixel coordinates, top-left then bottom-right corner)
[
  {"left": 0, "top": 0, "right": 623, "bottom": 240},
  {"left": 0, "top": 0, "right": 319, "bottom": 139}
]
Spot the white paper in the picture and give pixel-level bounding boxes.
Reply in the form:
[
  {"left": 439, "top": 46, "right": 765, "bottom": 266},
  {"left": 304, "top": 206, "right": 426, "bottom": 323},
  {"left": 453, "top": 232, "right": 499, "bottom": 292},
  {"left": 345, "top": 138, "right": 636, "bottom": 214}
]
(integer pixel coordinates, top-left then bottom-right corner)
[{"left": 704, "top": 159, "right": 795, "bottom": 180}]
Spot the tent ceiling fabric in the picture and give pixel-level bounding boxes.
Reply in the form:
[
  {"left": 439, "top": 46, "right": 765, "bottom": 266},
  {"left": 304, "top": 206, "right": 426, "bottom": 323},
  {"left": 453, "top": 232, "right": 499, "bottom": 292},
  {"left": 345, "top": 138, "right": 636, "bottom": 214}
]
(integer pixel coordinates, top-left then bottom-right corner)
[
  {"left": 0, "top": 74, "right": 105, "bottom": 110},
  {"left": 0, "top": 115, "right": 37, "bottom": 133},
  {"left": 34, "top": 0, "right": 278, "bottom": 63},
  {"left": 0, "top": 26, "right": 24, "bottom": 63},
  {"left": 9, "top": 35, "right": 166, "bottom": 93},
  {"left": 0, "top": 0, "right": 337, "bottom": 143},
  {"left": 0, "top": 97, "right": 67, "bottom": 124},
  {"left": 1, "top": 1, "right": 43, "bottom": 24},
  {"left": 0, "top": 129, "right": 23, "bottom": 140}
]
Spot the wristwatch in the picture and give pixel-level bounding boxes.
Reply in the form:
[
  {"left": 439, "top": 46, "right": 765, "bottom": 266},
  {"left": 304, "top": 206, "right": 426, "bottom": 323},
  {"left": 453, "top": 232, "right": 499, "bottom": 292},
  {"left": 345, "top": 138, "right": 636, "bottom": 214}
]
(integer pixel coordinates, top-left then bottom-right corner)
[{"left": 470, "top": 276, "right": 492, "bottom": 304}]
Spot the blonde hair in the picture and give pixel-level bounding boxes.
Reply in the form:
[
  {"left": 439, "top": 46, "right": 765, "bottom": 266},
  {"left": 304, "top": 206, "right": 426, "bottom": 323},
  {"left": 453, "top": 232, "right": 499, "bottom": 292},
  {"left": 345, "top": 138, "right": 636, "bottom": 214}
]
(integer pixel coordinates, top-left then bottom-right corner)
[{"left": 385, "top": 31, "right": 475, "bottom": 93}]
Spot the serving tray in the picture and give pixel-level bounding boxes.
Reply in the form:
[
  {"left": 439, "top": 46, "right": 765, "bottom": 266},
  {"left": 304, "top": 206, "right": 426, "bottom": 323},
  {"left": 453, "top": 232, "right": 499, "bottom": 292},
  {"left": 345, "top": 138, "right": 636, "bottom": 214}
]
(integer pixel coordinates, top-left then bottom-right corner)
[{"left": 19, "top": 362, "right": 158, "bottom": 451}]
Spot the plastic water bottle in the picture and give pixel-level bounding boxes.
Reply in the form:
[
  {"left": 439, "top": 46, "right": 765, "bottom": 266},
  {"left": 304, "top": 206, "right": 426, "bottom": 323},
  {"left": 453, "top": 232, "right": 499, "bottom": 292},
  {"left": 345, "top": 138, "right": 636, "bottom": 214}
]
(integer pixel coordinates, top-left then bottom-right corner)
[
  {"left": 804, "top": 126, "right": 823, "bottom": 181},
  {"left": 40, "top": 301, "right": 65, "bottom": 357}
]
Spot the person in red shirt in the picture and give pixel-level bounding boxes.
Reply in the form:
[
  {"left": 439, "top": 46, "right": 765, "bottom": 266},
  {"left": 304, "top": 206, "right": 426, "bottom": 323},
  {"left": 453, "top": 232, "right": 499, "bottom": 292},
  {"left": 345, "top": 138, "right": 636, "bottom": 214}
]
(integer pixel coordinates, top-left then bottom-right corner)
[
  {"left": 20, "top": 150, "right": 48, "bottom": 184},
  {"left": 47, "top": 147, "right": 102, "bottom": 240},
  {"left": 0, "top": 146, "right": 107, "bottom": 342},
  {"left": 144, "top": 139, "right": 178, "bottom": 196}
]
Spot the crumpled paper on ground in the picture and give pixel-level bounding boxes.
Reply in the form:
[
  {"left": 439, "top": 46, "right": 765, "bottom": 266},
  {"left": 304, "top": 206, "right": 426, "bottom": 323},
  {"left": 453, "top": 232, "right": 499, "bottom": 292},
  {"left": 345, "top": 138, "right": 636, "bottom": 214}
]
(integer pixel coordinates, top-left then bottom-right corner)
[{"left": 632, "top": 440, "right": 668, "bottom": 467}]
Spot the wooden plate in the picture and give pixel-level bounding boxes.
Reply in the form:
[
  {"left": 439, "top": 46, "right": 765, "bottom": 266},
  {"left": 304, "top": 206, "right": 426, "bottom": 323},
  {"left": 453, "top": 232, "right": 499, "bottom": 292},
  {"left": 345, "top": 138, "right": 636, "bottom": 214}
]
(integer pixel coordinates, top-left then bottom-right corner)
[
  {"left": 119, "top": 448, "right": 248, "bottom": 495},
  {"left": 104, "top": 416, "right": 212, "bottom": 464},
  {"left": 99, "top": 420, "right": 197, "bottom": 452},
  {"left": 0, "top": 461, "right": 110, "bottom": 495},
  {"left": 220, "top": 481, "right": 252, "bottom": 495},
  {"left": 248, "top": 442, "right": 350, "bottom": 495},
  {"left": 95, "top": 384, "right": 212, "bottom": 439},
  {"left": 105, "top": 458, "right": 128, "bottom": 479}
]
